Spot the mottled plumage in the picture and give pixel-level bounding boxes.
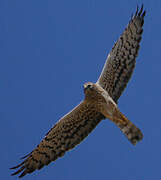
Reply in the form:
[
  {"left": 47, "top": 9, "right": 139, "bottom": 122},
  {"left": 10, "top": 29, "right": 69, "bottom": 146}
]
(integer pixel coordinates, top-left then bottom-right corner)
[
  {"left": 11, "top": 6, "right": 145, "bottom": 178},
  {"left": 98, "top": 5, "right": 145, "bottom": 102}
]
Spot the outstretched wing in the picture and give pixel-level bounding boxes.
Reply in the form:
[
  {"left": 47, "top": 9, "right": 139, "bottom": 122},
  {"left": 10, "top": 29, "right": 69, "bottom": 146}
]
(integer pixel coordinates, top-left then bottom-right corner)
[
  {"left": 97, "top": 5, "right": 146, "bottom": 103},
  {"left": 10, "top": 101, "right": 104, "bottom": 178}
]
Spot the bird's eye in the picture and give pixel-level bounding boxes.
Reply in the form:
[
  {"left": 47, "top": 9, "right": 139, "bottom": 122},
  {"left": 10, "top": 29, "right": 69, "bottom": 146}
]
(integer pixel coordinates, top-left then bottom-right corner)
[
  {"left": 87, "top": 84, "right": 92, "bottom": 89},
  {"left": 84, "top": 83, "right": 93, "bottom": 91}
]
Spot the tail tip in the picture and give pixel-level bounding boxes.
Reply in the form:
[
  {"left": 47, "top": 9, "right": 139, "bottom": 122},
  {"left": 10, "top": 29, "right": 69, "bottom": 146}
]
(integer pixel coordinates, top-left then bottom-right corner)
[{"left": 128, "top": 128, "right": 143, "bottom": 145}]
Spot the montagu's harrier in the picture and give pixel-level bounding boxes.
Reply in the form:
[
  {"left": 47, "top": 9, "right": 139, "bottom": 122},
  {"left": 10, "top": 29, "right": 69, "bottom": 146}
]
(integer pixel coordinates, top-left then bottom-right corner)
[{"left": 11, "top": 5, "right": 146, "bottom": 178}]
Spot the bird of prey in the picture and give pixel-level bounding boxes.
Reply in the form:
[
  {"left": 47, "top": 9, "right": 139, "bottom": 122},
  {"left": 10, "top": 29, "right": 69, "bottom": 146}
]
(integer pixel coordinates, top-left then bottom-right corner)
[{"left": 11, "top": 5, "right": 146, "bottom": 178}]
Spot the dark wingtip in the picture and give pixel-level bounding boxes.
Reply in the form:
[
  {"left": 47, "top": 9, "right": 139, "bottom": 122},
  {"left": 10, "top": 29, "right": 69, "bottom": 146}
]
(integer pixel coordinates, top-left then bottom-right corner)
[
  {"left": 11, "top": 166, "right": 25, "bottom": 176},
  {"left": 10, "top": 159, "right": 28, "bottom": 178},
  {"left": 20, "top": 152, "right": 32, "bottom": 160},
  {"left": 138, "top": 4, "right": 146, "bottom": 17},
  {"left": 10, "top": 161, "right": 25, "bottom": 170},
  {"left": 138, "top": 4, "right": 143, "bottom": 16},
  {"left": 132, "top": 4, "right": 146, "bottom": 19},
  {"left": 142, "top": 9, "right": 146, "bottom": 17},
  {"left": 18, "top": 170, "right": 28, "bottom": 178},
  {"left": 135, "top": 4, "right": 139, "bottom": 16},
  {"left": 11, "top": 164, "right": 34, "bottom": 178}
]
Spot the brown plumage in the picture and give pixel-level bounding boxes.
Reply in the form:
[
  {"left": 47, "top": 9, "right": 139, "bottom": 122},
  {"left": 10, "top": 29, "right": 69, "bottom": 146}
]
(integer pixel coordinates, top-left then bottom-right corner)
[
  {"left": 98, "top": 5, "right": 145, "bottom": 103},
  {"left": 11, "top": 101, "right": 104, "bottom": 177},
  {"left": 10, "top": 6, "right": 145, "bottom": 178}
]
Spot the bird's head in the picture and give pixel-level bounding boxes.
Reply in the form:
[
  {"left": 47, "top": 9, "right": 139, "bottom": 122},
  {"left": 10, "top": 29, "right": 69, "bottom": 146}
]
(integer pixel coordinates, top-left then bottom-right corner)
[
  {"left": 83, "top": 82, "right": 95, "bottom": 91},
  {"left": 83, "top": 82, "right": 101, "bottom": 101},
  {"left": 83, "top": 82, "right": 111, "bottom": 105}
]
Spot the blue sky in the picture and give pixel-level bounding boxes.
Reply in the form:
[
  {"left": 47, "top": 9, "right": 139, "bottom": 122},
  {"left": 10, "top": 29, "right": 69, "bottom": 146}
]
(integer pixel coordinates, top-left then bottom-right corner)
[{"left": 1, "top": 0, "right": 161, "bottom": 179}]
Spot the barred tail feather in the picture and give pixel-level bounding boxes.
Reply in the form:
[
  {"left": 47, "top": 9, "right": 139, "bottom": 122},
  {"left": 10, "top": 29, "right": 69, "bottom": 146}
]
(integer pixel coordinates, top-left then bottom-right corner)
[
  {"left": 119, "top": 121, "right": 143, "bottom": 145},
  {"left": 113, "top": 110, "right": 143, "bottom": 145},
  {"left": 117, "top": 118, "right": 143, "bottom": 145}
]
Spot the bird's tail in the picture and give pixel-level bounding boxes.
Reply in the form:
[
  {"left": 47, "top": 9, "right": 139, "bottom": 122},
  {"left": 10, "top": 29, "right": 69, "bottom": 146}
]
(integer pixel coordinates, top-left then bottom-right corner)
[{"left": 112, "top": 109, "right": 143, "bottom": 145}]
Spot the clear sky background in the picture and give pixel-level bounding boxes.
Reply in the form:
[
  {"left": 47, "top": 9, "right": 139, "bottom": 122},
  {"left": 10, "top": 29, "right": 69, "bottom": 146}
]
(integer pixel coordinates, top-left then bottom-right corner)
[{"left": 1, "top": 0, "right": 161, "bottom": 179}]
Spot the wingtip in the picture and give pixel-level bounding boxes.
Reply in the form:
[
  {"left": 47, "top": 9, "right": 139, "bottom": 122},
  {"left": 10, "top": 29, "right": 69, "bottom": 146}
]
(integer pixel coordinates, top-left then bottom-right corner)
[
  {"left": 20, "top": 152, "right": 32, "bottom": 160},
  {"left": 142, "top": 9, "right": 146, "bottom": 17},
  {"left": 18, "top": 170, "right": 28, "bottom": 178},
  {"left": 10, "top": 160, "right": 26, "bottom": 169},
  {"left": 135, "top": 4, "right": 139, "bottom": 16},
  {"left": 133, "top": 4, "right": 146, "bottom": 18},
  {"left": 138, "top": 4, "right": 146, "bottom": 17},
  {"left": 138, "top": 4, "right": 143, "bottom": 16},
  {"left": 11, "top": 166, "right": 25, "bottom": 177},
  {"left": 10, "top": 159, "right": 28, "bottom": 178}
]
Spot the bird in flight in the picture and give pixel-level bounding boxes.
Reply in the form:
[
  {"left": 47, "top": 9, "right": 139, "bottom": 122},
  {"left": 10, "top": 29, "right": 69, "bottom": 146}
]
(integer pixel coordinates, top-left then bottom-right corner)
[{"left": 11, "top": 5, "right": 146, "bottom": 178}]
